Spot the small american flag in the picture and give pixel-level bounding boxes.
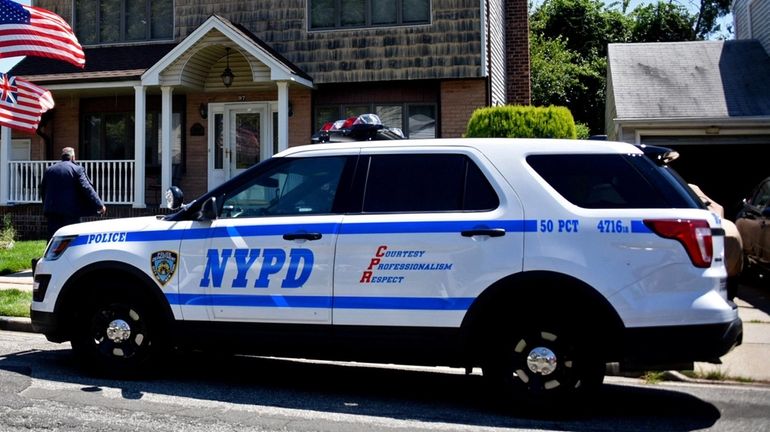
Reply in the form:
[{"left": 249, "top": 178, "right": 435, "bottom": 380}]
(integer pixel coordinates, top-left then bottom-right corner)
[
  {"left": 0, "top": 0, "right": 85, "bottom": 68},
  {"left": 0, "top": 73, "right": 54, "bottom": 133}
]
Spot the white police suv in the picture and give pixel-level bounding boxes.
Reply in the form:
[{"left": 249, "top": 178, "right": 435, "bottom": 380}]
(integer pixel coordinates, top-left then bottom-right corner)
[{"left": 31, "top": 138, "right": 742, "bottom": 405}]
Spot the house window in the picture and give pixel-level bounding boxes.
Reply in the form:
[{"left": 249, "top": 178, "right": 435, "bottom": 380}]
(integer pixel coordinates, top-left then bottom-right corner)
[
  {"left": 81, "top": 111, "right": 184, "bottom": 169},
  {"left": 309, "top": 0, "right": 430, "bottom": 30},
  {"left": 74, "top": 0, "right": 173, "bottom": 45},
  {"left": 315, "top": 103, "right": 436, "bottom": 139}
]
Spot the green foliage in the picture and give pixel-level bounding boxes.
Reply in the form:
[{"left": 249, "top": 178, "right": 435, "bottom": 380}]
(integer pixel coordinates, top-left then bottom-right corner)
[
  {"left": 529, "top": 0, "right": 732, "bottom": 135},
  {"left": 694, "top": 0, "right": 732, "bottom": 39},
  {"left": 465, "top": 105, "right": 577, "bottom": 139},
  {"left": 1, "top": 214, "right": 15, "bottom": 245},
  {"left": 530, "top": 34, "right": 585, "bottom": 106},
  {"left": 641, "top": 371, "right": 666, "bottom": 384},
  {"left": 529, "top": 31, "right": 606, "bottom": 133},
  {"left": 0, "top": 240, "right": 47, "bottom": 276},
  {"left": 0, "top": 289, "right": 31, "bottom": 318},
  {"left": 631, "top": 2, "right": 696, "bottom": 42},
  {"left": 530, "top": 0, "right": 630, "bottom": 58},
  {"left": 575, "top": 122, "right": 591, "bottom": 139}
]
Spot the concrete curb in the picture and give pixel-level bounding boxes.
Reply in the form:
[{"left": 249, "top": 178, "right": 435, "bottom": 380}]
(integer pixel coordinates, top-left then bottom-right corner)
[{"left": 0, "top": 316, "right": 34, "bottom": 333}]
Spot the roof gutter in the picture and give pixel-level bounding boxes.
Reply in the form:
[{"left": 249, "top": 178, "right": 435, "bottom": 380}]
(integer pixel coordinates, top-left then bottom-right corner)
[{"left": 614, "top": 116, "right": 770, "bottom": 128}]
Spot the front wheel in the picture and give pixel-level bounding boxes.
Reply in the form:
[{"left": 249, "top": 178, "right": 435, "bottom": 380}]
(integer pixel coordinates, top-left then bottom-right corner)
[
  {"left": 483, "top": 321, "right": 605, "bottom": 409},
  {"left": 71, "top": 291, "right": 166, "bottom": 377}
]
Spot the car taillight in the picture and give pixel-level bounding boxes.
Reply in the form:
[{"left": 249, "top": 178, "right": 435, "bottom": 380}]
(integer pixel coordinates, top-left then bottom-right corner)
[{"left": 643, "top": 219, "right": 713, "bottom": 268}]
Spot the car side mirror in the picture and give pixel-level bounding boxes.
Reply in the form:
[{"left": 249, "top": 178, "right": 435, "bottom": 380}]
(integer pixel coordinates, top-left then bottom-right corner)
[
  {"left": 165, "top": 186, "right": 184, "bottom": 210},
  {"left": 197, "top": 197, "right": 218, "bottom": 221}
]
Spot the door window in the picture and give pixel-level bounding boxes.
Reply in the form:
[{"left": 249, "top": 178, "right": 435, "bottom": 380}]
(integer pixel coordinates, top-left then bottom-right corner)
[
  {"left": 221, "top": 157, "right": 348, "bottom": 218},
  {"left": 361, "top": 154, "right": 498, "bottom": 213},
  {"left": 750, "top": 180, "right": 770, "bottom": 209}
]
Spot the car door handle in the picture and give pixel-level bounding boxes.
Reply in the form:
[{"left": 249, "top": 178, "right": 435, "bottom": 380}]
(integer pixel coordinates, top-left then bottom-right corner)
[
  {"left": 283, "top": 232, "right": 323, "bottom": 241},
  {"left": 461, "top": 228, "right": 506, "bottom": 237}
]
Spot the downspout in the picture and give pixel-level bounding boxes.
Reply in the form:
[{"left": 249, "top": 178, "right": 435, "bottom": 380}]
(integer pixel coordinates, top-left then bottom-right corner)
[{"left": 481, "top": 0, "right": 490, "bottom": 106}]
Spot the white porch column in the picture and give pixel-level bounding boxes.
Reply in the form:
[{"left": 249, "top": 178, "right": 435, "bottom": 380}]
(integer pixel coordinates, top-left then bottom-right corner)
[
  {"left": 133, "top": 85, "right": 146, "bottom": 208},
  {"left": 160, "top": 86, "right": 173, "bottom": 208},
  {"left": 0, "top": 127, "right": 11, "bottom": 205},
  {"left": 277, "top": 81, "right": 289, "bottom": 152}
]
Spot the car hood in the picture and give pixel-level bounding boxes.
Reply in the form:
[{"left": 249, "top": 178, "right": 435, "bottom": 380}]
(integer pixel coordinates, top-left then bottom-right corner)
[{"left": 51, "top": 216, "right": 160, "bottom": 238}]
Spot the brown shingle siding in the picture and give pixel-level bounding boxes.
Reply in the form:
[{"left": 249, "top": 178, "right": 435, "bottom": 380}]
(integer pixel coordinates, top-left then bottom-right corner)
[
  {"left": 174, "top": 0, "right": 484, "bottom": 85},
  {"left": 35, "top": 1, "right": 527, "bottom": 88}
]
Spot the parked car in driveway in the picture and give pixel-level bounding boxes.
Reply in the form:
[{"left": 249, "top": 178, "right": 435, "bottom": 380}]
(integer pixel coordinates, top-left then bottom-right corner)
[{"left": 736, "top": 177, "right": 770, "bottom": 281}]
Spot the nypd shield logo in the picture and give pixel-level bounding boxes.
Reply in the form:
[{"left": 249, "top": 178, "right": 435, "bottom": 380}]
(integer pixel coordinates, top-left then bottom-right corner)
[{"left": 151, "top": 250, "right": 177, "bottom": 286}]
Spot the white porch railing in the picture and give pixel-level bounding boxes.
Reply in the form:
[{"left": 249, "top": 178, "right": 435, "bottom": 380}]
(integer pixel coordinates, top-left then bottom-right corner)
[{"left": 8, "top": 160, "right": 135, "bottom": 204}]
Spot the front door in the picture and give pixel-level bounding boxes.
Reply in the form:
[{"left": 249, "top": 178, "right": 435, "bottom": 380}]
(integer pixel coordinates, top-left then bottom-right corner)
[
  {"left": 208, "top": 103, "right": 271, "bottom": 190},
  {"left": 178, "top": 154, "right": 354, "bottom": 323}
]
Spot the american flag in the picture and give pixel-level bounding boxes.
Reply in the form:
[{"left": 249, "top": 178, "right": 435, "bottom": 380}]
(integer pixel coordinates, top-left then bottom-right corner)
[
  {"left": 0, "top": 0, "right": 85, "bottom": 68},
  {"left": 0, "top": 73, "right": 54, "bottom": 133}
]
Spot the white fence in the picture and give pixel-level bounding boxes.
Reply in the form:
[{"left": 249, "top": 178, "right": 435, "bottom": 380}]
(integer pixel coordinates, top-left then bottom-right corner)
[{"left": 8, "top": 160, "right": 135, "bottom": 204}]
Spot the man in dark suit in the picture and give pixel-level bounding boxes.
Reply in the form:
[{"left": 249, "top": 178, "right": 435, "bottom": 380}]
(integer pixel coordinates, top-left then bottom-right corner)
[{"left": 40, "top": 147, "right": 106, "bottom": 240}]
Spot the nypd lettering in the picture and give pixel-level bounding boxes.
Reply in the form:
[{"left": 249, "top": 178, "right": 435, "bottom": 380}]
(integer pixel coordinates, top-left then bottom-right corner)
[
  {"left": 87, "top": 232, "right": 127, "bottom": 244},
  {"left": 151, "top": 250, "right": 178, "bottom": 286},
  {"left": 360, "top": 245, "right": 453, "bottom": 284},
  {"left": 199, "top": 248, "right": 314, "bottom": 289}
]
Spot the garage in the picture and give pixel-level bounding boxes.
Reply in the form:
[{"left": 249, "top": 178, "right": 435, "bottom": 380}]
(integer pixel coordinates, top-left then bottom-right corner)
[
  {"left": 639, "top": 134, "right": 770, "bottom": 218},
  {"left": 606, "top": 40, "right": 770, "bottom": 221}
]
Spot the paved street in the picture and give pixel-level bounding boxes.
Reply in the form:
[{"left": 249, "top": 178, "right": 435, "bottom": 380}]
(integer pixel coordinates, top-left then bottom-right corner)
[{"left": 1, "top": 330, "right": 769, "bottom": 432}]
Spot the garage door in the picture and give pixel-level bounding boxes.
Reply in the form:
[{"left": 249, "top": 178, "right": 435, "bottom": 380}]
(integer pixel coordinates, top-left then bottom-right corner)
[{"left": 640, "top": 135, "right": 770, "bottom": 219}]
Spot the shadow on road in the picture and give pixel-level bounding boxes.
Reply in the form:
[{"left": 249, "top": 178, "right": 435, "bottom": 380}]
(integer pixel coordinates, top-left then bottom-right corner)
[{"left": 0, "top": 346, "right": 720, "bottom": 431}]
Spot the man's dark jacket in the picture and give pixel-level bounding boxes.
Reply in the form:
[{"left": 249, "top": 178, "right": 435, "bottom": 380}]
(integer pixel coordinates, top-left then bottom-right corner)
[{"left": 40, "top": 160, "right": 103, "bottom": 217}]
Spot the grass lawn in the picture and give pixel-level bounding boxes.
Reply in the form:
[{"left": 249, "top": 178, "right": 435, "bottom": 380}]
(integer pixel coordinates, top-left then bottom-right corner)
[
  {"left": 0, "top": 289, "right": 31, "bottom": 318},
  {"left": 0, "top": 240, "right": 47, "bottom": 275}
]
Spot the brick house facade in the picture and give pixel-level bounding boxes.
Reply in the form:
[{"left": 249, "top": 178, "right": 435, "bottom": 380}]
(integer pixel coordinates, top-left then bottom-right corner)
[{"left": 1, "top": 0, "right": 530, "bottom": 239}]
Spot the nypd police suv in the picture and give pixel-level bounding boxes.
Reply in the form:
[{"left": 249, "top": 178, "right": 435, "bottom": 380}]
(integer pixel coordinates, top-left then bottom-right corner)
[{"left": 31, "top": 138, "right": 742, "bottom": 406}]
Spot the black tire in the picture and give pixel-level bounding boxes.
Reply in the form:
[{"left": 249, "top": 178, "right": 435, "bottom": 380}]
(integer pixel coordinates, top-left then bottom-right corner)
[
  {"left": 70, "top": 288, "right": 166, "bottom": 377},
  {"left": 482, "top": 317, "right": 605, "bottom": 410}
]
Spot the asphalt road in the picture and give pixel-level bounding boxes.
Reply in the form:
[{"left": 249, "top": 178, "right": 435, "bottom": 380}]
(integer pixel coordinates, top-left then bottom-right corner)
[{"left": 1, "top": 330, "right": 769, "bottom": 432}]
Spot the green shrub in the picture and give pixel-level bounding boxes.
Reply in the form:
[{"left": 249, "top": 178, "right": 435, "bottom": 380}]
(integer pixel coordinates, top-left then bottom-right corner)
[
  {"left": 465, "top": 105, "right": 578, "bottom": 139},
  {"left": 575, "top": 122, "right": 591, "bottom": 140},
  {"left": 0, "top": 214, "right": 15, "bottom": 247}
]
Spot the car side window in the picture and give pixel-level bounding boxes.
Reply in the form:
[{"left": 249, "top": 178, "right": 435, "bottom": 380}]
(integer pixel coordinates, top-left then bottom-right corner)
[
  {"left": 751, "top": 180, "right": 770, "bottom": 209},
  {"left": 220, "top": 156, "right": 348, "bottom": 218},
  {"left": 361, "top": 153, "right": 499, "bottom": 213},
  {"left": 527, "top": 153, "right": 692, "bottom": 209}
]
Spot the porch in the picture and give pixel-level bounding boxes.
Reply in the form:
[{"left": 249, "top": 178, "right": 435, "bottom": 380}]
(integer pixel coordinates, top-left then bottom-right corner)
[{"left": 6, "top": 160, "right": 137, "bottom": 205}]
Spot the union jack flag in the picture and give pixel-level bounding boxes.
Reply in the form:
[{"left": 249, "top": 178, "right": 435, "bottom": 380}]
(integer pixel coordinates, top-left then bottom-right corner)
[
  {"left": 0, "top": 73, "right": 54, "bottom": 133},
  {"left": 0, "top": 71, "right": 16, "bottom": 104},
  {"left": 0, "top": 0, "right": 85, "bottom": 68}
]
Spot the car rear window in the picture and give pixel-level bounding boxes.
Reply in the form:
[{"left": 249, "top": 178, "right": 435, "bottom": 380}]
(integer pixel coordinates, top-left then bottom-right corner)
[{"left": 526, "top": 153, "right": 702, "bottom": 209}]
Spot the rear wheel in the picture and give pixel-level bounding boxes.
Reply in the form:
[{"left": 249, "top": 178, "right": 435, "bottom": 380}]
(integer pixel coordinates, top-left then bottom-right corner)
[
  {"left": 71, "top": 289, "right": 166, "bottom": 376},
  {"left": 482, "top": 317, "right": 605, "bottom": 409}
]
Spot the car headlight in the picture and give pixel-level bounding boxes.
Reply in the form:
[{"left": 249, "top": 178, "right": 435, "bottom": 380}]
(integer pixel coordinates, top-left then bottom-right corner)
[{"left": 44, "top": 235, "right": 78, "bottom": 261}]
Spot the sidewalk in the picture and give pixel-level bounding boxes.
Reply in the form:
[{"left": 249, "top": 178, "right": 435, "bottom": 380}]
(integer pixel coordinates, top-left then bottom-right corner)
[
  {"left": 1, "top": 271, "right": 769, "bottom": 384},
  {"left": 0, "top": 270, "right": 34, "bottom": 332},
  {"left": 0, "top": 270, "right": 33, "bottom": 292}
]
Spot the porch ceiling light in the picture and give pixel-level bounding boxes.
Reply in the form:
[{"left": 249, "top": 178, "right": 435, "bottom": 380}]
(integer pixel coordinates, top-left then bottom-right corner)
[{"left": 221, "top": 47, "right": 235, "bottom": 87}]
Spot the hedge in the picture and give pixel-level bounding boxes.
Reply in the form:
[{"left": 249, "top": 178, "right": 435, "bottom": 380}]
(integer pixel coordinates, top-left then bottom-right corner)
[{"left": 465, "top": 105, "right": 577, "bottom": 139}]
